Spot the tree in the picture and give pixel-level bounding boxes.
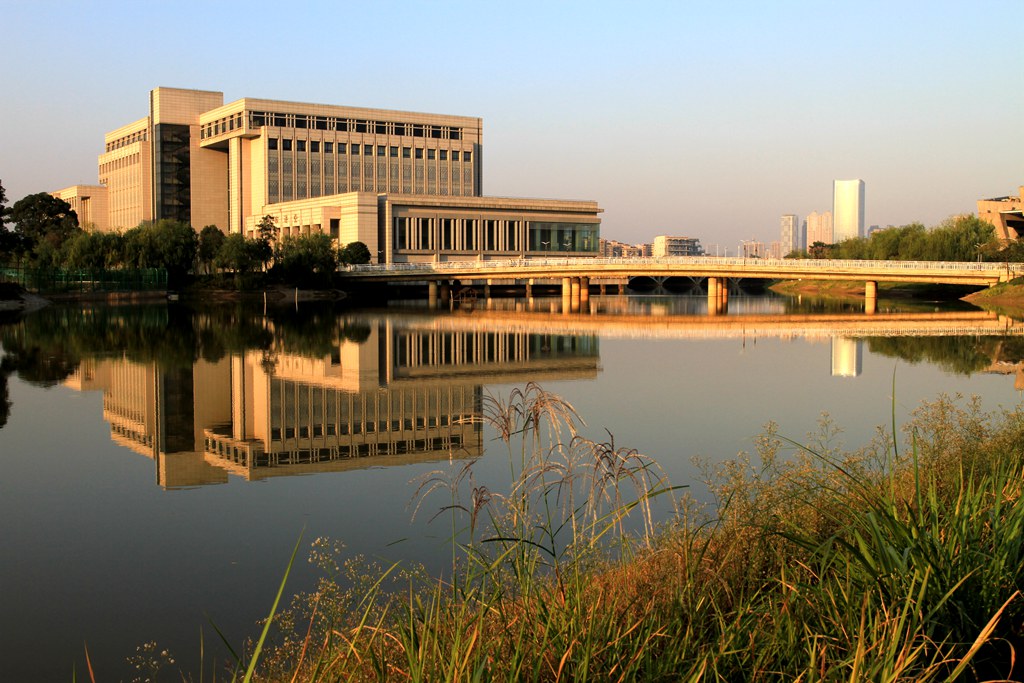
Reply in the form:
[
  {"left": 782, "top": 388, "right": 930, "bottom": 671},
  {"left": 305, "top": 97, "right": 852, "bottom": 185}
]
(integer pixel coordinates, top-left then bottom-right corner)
[
  {"left": 251, "top": 215, "right": 278, "bottom": 271},
  {"left": 198, "top": 225, "right": 226, "bottom": 274},
  {"left": 273, "top": 234, "right": 339, "bottom": 286},
  {"left": 121, "top": 220, "right": 198, "bottom": 285},
  {"left": 0, "top": 179, "right": 18, "bottom": 260},
  {"left": 339, "top": 240, "right": 372, "bottom": 265},
  {"left": 8, "top": 192, "right": 80, "bottom": 261}
]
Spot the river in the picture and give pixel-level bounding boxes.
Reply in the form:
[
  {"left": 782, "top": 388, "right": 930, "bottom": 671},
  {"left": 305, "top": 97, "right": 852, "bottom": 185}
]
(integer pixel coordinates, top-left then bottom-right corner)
[{"left": 1, "top": 292, "right": 1022, "bottom": 681}]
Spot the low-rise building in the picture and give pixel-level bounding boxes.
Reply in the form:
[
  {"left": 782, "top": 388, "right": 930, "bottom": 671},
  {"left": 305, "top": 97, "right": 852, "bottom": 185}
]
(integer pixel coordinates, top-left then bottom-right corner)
[
  {"left": 652, "top": 235, "right": 703, "bottom": 257},
  {"left": 977, "top": 186, "right": 1024, "bottom": 241}
]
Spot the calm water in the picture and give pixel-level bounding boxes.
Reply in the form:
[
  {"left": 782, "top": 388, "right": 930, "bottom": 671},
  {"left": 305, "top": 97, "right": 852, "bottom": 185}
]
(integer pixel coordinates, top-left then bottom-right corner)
[{"left": 1, "top": 294, "right": 1023, "bottom": 681}]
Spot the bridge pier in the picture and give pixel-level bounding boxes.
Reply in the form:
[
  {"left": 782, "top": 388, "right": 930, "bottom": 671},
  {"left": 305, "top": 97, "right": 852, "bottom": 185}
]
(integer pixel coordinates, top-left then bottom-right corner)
[
  {"left": 428, "top": 281, "right": 439, "bottom": 308},
  {"left": 580, "top": 277, "right": 590, "bottom": 304},
  {"left": 707, "top": 277, "right": 728, "bottom": 315},
  {"left": 865, "top": 280, "right": 877, "bottom": 315}
]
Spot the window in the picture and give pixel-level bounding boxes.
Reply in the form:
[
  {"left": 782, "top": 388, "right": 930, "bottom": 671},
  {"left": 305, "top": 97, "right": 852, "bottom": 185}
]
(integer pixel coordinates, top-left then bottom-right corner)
[
  {"left": 450, "top": 129, "right": 461, "bottom": 140},
  {"left": 415, "top": 148, "right": 423, "bottom": 159},
  {"left": 324, "top": 142, "right": 333, "bottom": 153},
  {"left": 452, "top": 151, "right": 460, "bottom": 161},
  {"left": 338, "top": 142, "right": 346, "bottom": 154},
  {"left": 390, "top": 146, "right": 398, "bottom": 157},
  {"left": 296, "top": 140, "right": 306, "bottom": 152},
  {"left": 268, "top": 138, "right": 278, "bottom": 150},
  {"left": 282, "top": 139, "right": 292, "bottom": 151},
  {"left": 355, "top": 120, "right": 368, "bottom": 133},
  {"left": 377, "top": 145, "right": 386, "bottom": 157},
  {"left": 427, "top": 149, "right": 436, "bottom": 160},
  {"left": 439, "top": 150, "right": 448, "bottom": 161},
  {"left": 311, "top": 141, "right": 320, "bottom": 152},
  {"left": 464, "top": 151, "right": 472, "bottom": 162},
  {"left": 375, "top": 122, "right": 387, "bottom": 135},
  {"left": 364, "top": 144, "right": 373, "bottom": 156},
  {"left": 351, "top": 144, "right": 359, "bottom": 155},
  {"left": 402, "top": 146, "right": 411, "bottom": 158}
]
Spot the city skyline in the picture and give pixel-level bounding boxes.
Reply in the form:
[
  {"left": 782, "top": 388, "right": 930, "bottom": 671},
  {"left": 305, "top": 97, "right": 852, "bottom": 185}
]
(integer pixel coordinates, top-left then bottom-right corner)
[{"left": 1, "top": 1, "right": 1020, "bottom": 248}]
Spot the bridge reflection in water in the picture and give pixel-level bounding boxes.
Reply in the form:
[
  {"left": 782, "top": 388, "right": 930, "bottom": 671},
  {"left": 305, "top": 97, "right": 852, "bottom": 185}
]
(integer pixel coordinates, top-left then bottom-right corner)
[{"left": 65, "top": 322, "right": 600, "bottom": 489}]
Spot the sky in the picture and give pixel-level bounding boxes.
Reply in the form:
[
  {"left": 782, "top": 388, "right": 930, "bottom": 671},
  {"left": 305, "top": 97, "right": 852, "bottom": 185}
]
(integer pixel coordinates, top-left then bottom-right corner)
[{"left": 1, "top": 0, "right": 1021, "bottom": 250}]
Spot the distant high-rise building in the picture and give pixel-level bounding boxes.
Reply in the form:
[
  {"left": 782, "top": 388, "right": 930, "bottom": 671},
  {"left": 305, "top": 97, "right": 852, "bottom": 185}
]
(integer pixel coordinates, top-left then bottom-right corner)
[
  {"left": 780, "top": 214, "right": 802, "bottom": 254},
  {"left": 833, "top": 179, "right": 865, "bottom": 241},
  {"left": 806, "top": 210, "right": 833, "bottom": 245},
  {"left": 653, "top": 235, "right": 704, "bottom": 257}
]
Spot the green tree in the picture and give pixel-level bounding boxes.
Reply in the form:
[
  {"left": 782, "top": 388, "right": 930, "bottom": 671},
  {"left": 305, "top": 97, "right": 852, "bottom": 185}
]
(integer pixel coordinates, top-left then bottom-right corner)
[
  {"left": 255, "top": 215, "right": 277, "bottom": 271},
  {"left": 198, "top": 225, "right": 226, "bottom": 274},
  {"left": 8, "top": 192, "right": 80, "bottom": 261},
  {"left": 215, "top": 233, "right": 262, "bottom": 277},
  {"left": 273, "top": 234, "right": 339, "bottom": 286},
  {"left": 121, "top": 220, "right": 197, "bottom": 285},
  {"left": 339, "top": 240, "right": 372, "bottom": 265}
]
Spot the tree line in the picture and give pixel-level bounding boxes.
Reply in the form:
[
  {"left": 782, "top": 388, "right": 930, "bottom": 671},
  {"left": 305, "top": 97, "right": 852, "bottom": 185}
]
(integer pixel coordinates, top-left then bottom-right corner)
[
  {"left": 0, "top": 181, "right": 371, "bottom": 288},
  {"left": 793, "top": 214, "right": 1024, "bottom": 262}
]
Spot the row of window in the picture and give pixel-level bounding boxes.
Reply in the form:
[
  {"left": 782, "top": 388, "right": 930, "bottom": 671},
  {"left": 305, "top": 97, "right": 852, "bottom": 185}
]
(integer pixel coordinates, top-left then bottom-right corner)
[
  {"left": 267, "top": 138, "right": 472, "bottom": 162},
  {"left": 200, "top": 109, "right": 468, "bottom": 141},
  {"left": 393, "top": 219, "right": 601, "bottom": 253},
  {"left": 105, "top": 129, "right": 148, "bottom": 153},
  {"left": 266, "top": 152, "right": 475, "bottom": 202}
]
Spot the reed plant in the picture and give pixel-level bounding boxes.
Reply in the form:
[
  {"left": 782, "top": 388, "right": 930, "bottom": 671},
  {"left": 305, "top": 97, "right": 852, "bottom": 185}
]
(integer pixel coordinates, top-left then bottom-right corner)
[{"left": 179, "top": 389, "right": 1024, "bottom": 682}]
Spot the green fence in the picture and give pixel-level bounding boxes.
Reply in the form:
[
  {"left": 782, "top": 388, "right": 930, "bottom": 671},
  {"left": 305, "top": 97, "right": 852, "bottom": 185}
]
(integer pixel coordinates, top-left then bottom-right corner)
[{"left": 0, "top": 266, "right": 168, "bottom": 293}]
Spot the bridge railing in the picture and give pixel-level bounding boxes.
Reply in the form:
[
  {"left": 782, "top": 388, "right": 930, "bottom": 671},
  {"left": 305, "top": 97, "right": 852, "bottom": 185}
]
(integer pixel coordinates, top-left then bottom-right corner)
[{"left": 343, "top": 256, "right": 1021, "bottom": 276}]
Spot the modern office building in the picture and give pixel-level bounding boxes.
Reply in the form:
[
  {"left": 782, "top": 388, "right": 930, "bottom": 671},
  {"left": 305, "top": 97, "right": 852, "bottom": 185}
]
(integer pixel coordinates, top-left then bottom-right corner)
[
  {"left": 652, "top": 235, "right": 703, "bottom": 257},
  {"left": 65, "top": 87, "right": 602, "bottom": 263},
  {"left": 977, "top": 185, "right": 1024, "bottom": 242},
  {"left": 51, "top": 185, "right": 110, "bottom": 232},
  {"left": 833, "top": 179, "right": 865, "bottom": 242},
  {"left": 806, "top": 210, "right": 833, "bottom": 245},
  {"left": 779, "top": 214, "right": 802, "bottom": 254}
]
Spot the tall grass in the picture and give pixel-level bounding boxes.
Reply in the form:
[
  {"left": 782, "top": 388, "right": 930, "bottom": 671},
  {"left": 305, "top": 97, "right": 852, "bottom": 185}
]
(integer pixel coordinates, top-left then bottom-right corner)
[{"left": 178, "top": 389, "right": 1024, "bottom": 681}]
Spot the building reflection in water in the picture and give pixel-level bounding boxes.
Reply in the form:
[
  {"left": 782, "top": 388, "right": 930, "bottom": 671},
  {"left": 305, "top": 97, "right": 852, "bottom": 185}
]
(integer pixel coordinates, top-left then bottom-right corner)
[
  {"left": 831, "top": 338, "right": 863, "bottom": 378},
  {"left": 66, "top": 321, "right": 600, "bottom": 489}
]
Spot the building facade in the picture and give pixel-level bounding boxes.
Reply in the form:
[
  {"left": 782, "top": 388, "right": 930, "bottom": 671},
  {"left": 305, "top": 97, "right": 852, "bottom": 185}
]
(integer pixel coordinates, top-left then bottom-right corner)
[
  {"left": 652, "top": 235, "right": 703, "bottom": 257},
  {"left": 70, "top": 87, "right": 601, "bottom": 263},
  {"left": 779, "top": 213, "right": 802, "bottom": 255},
  {"left": 51, "top": 185, "right": 110, "bottom": 232},
  {"left": 977, "top": 185, "right": 1024, "bottom": 242},
  {"left": 806, "top": 210, "right": 833, "bottom": 245},
  {"left": 833, "top": 179, "right": 865, "bottom": 242}
]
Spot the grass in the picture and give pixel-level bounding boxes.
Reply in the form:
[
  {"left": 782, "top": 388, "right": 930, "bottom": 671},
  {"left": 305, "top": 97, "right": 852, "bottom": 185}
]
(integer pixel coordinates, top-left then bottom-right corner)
[{"left": 130, "top": 387, "right": 1024, "bottom": 681}]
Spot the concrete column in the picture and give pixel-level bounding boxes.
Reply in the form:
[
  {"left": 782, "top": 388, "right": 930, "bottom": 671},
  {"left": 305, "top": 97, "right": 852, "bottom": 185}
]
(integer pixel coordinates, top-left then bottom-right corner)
[
  {"left": 865, "top": 280, "right": 877, "bottom": 315},
  {"left": 570, "top": 277, "right": 581, "bottom": 300},
  {"left": 562, "top": 277, "right": 572, "bottom": 298},
  {"left": 580, "top": 276, "right": 590, "bottom": 304},
  {"left": 526, "top": 278, "right": 534, "bottom": 298},
  {"left": 720, "top": 278, "right": 729, "bottom": 305},
  {"left": 484, "top": 279, "right": 492, "bottom": 298},
  {"left": 599, "top": 283, "right": 607, "bottom": 295},
  {"left": 428, "top": 281, "right": 439, "bottom": 308}
]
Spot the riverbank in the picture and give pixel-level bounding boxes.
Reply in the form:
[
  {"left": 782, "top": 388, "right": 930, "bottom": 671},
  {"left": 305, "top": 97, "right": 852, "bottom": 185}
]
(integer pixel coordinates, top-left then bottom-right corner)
[
  {"left": 768, "top": 278, "right": 986, "bottom": 302},
  {"left": 240, "top": 390, "right": 1024, "bottom": 682}
]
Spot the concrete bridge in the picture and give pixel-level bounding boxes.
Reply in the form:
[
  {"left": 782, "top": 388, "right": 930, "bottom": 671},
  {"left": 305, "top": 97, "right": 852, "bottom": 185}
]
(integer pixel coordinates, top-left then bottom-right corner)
[{"left": 342, "top": 256, "right": 1023, "bottom": 313}]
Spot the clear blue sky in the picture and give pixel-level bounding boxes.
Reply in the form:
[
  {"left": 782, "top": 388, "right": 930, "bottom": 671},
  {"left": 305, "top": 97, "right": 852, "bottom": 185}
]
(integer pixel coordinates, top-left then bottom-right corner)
[{"left": 2, "top": 0, "right": 1021, "bottom": 249}]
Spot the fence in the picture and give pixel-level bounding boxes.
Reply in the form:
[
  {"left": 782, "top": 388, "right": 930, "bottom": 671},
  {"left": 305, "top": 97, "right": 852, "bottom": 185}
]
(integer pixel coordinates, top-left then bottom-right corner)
[{"left": 0, "top": 265, "right": 168, "bottom": 293}]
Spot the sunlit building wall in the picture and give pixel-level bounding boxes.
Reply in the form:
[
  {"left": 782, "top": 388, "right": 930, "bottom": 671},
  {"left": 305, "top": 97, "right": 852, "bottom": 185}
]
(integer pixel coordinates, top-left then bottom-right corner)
[
  {"left": 653, "top": 235, "right": 703, "bottom": 257},
  {"left": 806, "top": 210, "right": 833, "bottom": 245},
  {"left": 79, "top": 87, "right": 601, "bottom": 262},
  {"left": 833, "top": 179, "right": 865, "bottom": 242},
  {"left": 977, "top": 185, "right": 1024, "bottom": 241},
  {"left": 51, "top": 185, "right": 110, "bottom": 233}
]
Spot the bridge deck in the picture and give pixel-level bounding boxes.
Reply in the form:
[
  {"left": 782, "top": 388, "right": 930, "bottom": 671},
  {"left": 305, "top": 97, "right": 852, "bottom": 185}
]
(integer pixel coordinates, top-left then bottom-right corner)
[{"left": 342, "top": 256, "right": 1022, "bottom": 287}]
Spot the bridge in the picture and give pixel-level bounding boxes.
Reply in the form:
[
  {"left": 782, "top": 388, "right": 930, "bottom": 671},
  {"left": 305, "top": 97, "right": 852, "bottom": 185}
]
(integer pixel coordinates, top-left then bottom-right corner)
[
  {"left": 341, "top": 256, "right": 1023, "bottom": 313},
  {"left": 344, "top": 256, "right": 1021, "bottom": 287}
]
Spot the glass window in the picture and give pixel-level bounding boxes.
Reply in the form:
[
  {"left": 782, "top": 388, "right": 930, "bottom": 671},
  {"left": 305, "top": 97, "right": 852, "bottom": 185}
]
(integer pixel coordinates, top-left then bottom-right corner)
[
  {"left": 268, "top": 138, "right": 278, "bottom": 150},
  {"left": 297, "top": 140, "right": 306, "bottom": 152},
  {"left": 402, "top": 147, "right": 411, "bottom": 158},
  {"left": 450, "top": 129, "right": 461, "bottom": 141},
  {"left": 324, "top": 142, "right": 333, "bottom": 153},
  {"left": 338, "top": 142, "right": 346, "bottom": 154},
  {"left": 463, "top": 151, "right": 472, "bottom": 162},
  {"left": 415, "top": 148, "right": 424, "bottom": 159},
  {"left": 377, "top": 145, "right": 386, "bottom": 157},
  {"left": 282, "top": 139, "right": 292, "bottom": 151},
  {"left": 310, "top": 141, "right": 319, "bottom": 152},
  {"left": 452, "top": 151, "right": 460, "bottom": 161},
  {"left": 394, "top": 123, "right": 406, "bottom": 136},
  {"left": 375, "top": 122, "right": 387, "bottom": 135},
  {"left": 439, "top": 150, "right": 448, "bottom": 161},
  {"left": 364, "top": 144, "right": 373, "bottom": 156},
  {"left": 390, "top": 146, "right": 398, "bottom": 157},
  {"left": 351, "top": 144, "right": 359, "bottom": 155},
  {"left": 427, "top": 149, "right": 436, "bottom": 160}
]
